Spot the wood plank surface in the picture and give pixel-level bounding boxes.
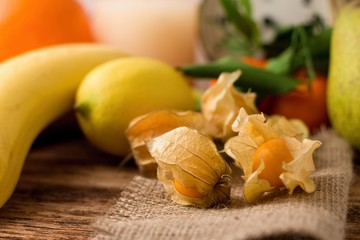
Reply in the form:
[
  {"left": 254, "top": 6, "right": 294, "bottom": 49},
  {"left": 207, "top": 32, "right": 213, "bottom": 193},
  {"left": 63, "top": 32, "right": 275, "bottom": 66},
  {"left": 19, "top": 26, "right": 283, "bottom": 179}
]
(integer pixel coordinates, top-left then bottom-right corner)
[
  {"left": 0, "top": 137, "right": 359, "bottom": 239},
  {"left": 0, "top": 137, "right": 138, "bottom": 240}
]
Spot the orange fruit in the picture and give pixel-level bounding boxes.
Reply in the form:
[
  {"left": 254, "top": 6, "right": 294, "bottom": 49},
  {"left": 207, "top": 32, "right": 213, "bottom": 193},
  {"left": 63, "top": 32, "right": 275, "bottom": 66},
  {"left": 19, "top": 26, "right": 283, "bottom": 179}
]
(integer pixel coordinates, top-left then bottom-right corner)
[
  {"left": 241, "top": 56, "right": 267, "bottom": 68},
  {"left": 266, "top": 70, "right": 328, "bottom": 131},
  {"left": 173, "top": 180, "right": 207, "bottom": 199},
  {"left": 252, "top": 138, "right": 293, "bottom": 187},
  {"left": 0, "top": 0, "right": 94, "bottom": 62}
]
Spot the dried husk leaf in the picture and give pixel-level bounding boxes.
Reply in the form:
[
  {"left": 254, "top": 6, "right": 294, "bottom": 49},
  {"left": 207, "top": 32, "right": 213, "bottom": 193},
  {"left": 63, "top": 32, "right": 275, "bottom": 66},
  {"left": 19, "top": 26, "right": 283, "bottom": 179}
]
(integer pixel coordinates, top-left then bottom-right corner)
[
  {"left": 267, "top": 115, "right": 309, "bottom": 140},
  {"left": 146, "top": 126, "right": 232, "bottom": 208},
  {"left": 280, "top": 137, "right": 322, "bottom": 194},
  {"left": 224, "top": 108, "right": 321, "bottom": 203},
  {"left": 126, "top": 110, "right": 219, "bottom": 177},
  {"left": 231, "top": 108, "right": 277, "bottom": 147},
  {"left": 201, "top": 70, "right": 258, "bottom": 142},
  {"left": 224, "top": 132, "right": 257, "bottom": 178},
  {"left": 289, "top": 119, "right": 310, "bottom": 139},
  {"left": 242, "top": 160, "right": 274, "bottom": 204},
  {"left": 224, "top": 108, "right": 277, "bottom": 179}
]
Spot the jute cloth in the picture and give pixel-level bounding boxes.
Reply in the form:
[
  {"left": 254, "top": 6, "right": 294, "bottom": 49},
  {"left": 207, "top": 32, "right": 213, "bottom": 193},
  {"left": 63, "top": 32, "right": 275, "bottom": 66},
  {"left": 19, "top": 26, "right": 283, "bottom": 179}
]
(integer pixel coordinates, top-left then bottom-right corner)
[{"left": 93, "top": 129, "right": 354, "bottom": 240}]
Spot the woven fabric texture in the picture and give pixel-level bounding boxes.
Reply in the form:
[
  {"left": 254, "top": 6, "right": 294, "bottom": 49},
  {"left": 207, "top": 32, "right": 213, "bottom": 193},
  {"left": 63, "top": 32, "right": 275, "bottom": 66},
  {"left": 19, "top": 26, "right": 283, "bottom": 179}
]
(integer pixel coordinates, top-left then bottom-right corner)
[{"left": 93, "top": 129, "right": 354, "bottom": 240}]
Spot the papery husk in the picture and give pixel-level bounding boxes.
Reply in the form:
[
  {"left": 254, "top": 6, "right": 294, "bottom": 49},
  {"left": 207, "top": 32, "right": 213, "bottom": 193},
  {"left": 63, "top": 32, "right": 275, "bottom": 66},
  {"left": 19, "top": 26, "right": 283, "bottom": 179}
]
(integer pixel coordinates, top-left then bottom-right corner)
[
  {"left": 241, "top": 136, "right": 321, "bottom": 204},
  {"left": 242, "top": 160, "right": 274, "bottom": 204},
  {"left": 231, "top": 108, "right": 277, "bottom": 147},
  {"left": 280, "top": 137, "right": 322, "bottom": 194},
  {"left": 126, "top": 110, "right": 219, "bottom": 177},
  {"left": 267, "top": 115, "right": 309, "bottom": 140},
  {"left": 225, "top": 108, "right": 321, "bottom": 203},
  {"left": 225, "top": 108, "right": 278, "bottom": 178},
  {"left": 146, "top": 126, "right": 232, "bottom": 208},
  {"left": 224, "top": 132, "right": 257, "bottom": 178},
  {"left": 201, "top": 70, "right": 258, "bottom": 142}
]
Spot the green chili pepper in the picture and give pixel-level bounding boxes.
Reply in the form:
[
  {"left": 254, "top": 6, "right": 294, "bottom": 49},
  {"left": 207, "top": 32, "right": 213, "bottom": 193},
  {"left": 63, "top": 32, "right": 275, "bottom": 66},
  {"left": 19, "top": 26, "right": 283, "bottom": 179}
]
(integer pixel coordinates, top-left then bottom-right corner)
[{"left": 178, "top": 56, "right": 300, "bottom": 96}]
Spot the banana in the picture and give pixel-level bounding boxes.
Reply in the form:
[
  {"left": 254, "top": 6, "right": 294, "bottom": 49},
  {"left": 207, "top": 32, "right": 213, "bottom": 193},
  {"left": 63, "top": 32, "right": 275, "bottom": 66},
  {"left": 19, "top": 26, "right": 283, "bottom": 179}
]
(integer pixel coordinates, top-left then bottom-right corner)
[{"left": 0, "top": 44, "right": 127, "bottom": 207}]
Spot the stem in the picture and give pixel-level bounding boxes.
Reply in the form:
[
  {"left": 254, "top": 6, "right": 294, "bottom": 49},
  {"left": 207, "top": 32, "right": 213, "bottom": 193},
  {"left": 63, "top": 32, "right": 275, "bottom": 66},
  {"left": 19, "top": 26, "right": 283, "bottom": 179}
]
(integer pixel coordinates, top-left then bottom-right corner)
[{"left": 298, "top": 27, "right": 316, "bottom": 90}]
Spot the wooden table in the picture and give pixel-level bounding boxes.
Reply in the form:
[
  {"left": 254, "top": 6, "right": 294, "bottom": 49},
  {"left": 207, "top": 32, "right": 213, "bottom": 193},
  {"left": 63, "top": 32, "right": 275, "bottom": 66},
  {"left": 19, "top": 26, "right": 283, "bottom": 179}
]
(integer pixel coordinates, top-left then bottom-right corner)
[{"left": 0, "top": 135, "right": 359, "bottom": 239}]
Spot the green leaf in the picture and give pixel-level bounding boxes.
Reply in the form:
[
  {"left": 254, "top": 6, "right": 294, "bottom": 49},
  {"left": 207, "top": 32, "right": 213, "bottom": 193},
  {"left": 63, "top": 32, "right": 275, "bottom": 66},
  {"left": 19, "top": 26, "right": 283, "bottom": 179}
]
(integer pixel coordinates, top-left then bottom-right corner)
[
  {"left": 266, "top": 26, "right": 318, "bottom": 82},
  {"left": 220, "top": 0, "right": 260, "bottom": 46},
  {"left": 308, "top": 28, "right": 331, "bottom": 59},
  {"left": 297, "top": 27, "right": 316, "bottom": 81},
  {"left": 266, "top": 47, "right": 294, "bottom": 75},
  {"left": 238, "top": 0, "right": 252, "bottom": 17},
  {"left": 263, "top": 17, "right": 328, "bottom": 59},
  {"left": 221, "top": 34, "right": 252, "bottom": 56}
]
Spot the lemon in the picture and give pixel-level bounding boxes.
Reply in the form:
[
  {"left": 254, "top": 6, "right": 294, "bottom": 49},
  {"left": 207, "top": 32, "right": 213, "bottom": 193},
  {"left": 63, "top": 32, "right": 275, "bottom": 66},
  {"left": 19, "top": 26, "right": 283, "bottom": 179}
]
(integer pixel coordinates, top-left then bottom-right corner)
[{"left": 75, "top": 57, "right": 195, "bottom": 156}]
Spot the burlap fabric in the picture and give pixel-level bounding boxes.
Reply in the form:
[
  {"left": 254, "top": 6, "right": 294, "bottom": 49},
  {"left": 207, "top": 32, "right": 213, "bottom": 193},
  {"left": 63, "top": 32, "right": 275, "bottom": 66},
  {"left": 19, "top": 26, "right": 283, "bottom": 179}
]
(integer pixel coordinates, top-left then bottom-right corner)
[{"left": 93, "top": 129, "right": 354, "bottom": 240}]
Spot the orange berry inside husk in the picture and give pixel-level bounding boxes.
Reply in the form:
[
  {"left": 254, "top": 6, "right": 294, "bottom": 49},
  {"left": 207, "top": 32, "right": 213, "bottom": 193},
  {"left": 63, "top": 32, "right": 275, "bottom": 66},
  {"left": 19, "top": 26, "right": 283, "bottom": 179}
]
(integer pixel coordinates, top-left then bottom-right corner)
[
  {"left": 173, "top": 180, "right": 207, "bottom": 199},
  {"left": 252, "top": 138, "right": 293, "bottom": 187}
]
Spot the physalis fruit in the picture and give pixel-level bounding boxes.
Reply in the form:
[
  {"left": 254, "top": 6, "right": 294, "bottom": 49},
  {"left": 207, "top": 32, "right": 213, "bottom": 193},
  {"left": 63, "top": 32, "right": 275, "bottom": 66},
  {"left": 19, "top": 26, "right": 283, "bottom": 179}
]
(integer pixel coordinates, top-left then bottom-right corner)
[
  {"left": 126, "top": 110, "right": 218, "bottom": 177},
  {"left": 146, "top": 126, "right": 232, "bottom": 208},
  {"left": 225, "top": 108, "right": 321, "bottom": 203}
]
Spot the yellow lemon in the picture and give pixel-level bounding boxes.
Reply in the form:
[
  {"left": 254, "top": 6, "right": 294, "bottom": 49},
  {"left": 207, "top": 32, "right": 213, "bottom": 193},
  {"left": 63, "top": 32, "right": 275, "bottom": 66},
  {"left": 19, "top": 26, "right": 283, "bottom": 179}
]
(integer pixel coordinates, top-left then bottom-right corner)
[{"left": 75, "top": 57, "right": 195, "bottom": 156}]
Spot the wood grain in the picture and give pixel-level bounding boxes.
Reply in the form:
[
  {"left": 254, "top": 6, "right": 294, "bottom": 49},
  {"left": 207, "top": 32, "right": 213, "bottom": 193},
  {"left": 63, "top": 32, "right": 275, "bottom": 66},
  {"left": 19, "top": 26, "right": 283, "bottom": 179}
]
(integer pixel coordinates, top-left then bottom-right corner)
[
  {"left": 0, "top": 138, "right": 138, "bottom": 240},
  {"left": 0, "top": 137, "right": 359, "bottom": 239}
]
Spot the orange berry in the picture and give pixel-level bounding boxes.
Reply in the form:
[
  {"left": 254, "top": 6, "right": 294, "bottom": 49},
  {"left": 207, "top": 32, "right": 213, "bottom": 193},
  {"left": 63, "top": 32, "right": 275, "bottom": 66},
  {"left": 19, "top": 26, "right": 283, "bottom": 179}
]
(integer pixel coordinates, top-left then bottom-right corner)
[
  {"left": 252, "top": 138, "right": 293, "bottom": 187},
  {"left": 173, "top": 180, "right": 207, "bottom": 198}
]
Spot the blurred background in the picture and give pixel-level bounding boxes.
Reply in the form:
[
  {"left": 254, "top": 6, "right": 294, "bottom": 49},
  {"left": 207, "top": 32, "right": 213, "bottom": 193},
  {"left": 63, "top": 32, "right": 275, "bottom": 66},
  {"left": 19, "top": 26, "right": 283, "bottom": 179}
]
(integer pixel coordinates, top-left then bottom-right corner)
[
  {"left": 78, "top": 0, "right": 338, "bottom": 65},
  {"left": 0, "top": 0, "right": 350, "bottom": 135},
  {"left": 0, "top": 0, "right": 345, "bottom": 66}
]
